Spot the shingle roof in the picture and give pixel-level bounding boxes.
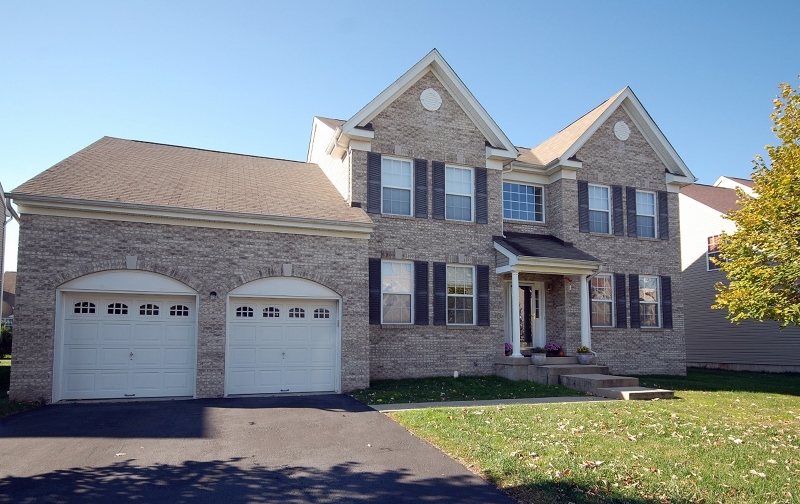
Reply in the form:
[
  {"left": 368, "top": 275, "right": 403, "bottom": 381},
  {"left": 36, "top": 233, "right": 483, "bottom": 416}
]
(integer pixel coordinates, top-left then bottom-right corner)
[
  {"left": 528, "top": 88, "right": 627, "bottom": 165},
  {"left": 12, "top": 137, "right": 372, "bottom": 224},
  {"left": 681, "top": 183, "right": 742, "bottom": 214},
  {"left": 723, "top": 176, "right": 754, "bottom": 188},
  {"left": 494, "top": 232, "right": 600, "bottom": 263}
]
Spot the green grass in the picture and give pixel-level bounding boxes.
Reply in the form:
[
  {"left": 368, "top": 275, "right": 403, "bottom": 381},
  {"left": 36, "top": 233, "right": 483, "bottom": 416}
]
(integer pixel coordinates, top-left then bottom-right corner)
[
  {"left": 350, "top": 375, "right": 582, "bottom": 405},
  {"left": 0, "top": 357, "right": 41, "bottom": 418},
  {"left": 389, "top": 369, "right": 800, "bottom": 504}
]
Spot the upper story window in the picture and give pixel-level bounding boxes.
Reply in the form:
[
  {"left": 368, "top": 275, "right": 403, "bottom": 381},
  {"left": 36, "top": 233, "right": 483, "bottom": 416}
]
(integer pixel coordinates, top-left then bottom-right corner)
[
  {"left": 503, "top": 182, "right": 544, "bottom": 222},
  {"left": 590, "top": 275, "right": 613, "bottom": 327},
  {"left": 382, "top": 260, "right": 413, "bottom": 324},
  {"left": 588, "top": 184, "right": 611, "bottom": 234},
  {"left": 639, "top": 276, "right": 660, "bottom": 328},
  {"left": 445, "top": 166, "right": 473, "bottom": 221},
  {"left": 74, "top": 301, "right": 96, "bottom": 314},
  {"left": 382, "top": 157, "right": 412, "bottom": 216},
  {"left": 447, "top": 265, "right": 475, "bottom": 325},
  {"left": 707, "top": 235, "right": 721, "bottom": 271},
  {"left": 636, "top": 190, "right": 657, "bottom": 238}
]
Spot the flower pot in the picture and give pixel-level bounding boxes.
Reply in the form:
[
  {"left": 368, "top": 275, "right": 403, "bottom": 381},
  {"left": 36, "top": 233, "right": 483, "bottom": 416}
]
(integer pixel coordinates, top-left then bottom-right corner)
[
  {"left": 531, "top": 353, "right": 546, "bottom": 365},
  {"left": 577, "top": 353, "right": 593, "bottom": 365}
]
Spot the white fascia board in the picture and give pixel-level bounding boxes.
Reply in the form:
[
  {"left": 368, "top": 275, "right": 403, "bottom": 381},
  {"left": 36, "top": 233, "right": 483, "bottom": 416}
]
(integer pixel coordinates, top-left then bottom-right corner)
[
  {"left": 12, "top": 195, "right": 374, "bottom": 240},
  {"left": 493, "top": 241, "right": 520, "bottom": 266},
  {"left": 666, "top": 173, "right": 694, "bottom": 193},
  {"left": 559, "top": 159, "right": 583, "bottom": 170},
  {"left": 341, "top": 49, "right": 519, "bottom": 156},
  {"left": 348, "top": 128, "right": 374, "bottom": 141},
  {"left": 349, "top": 140, "right": 372, "bottom": 152},
  {"left": 514, "top": 256, "right": 600, "bottom": 276}
]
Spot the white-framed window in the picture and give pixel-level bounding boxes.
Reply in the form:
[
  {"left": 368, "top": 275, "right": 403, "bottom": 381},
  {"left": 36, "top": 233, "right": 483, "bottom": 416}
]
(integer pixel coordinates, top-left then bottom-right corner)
[
  {"left": 263, "top": 307, "right": 280, "bottom": 318},
  {"left": 74, "top": 301, "right": 96, "bottom": 314},
  {"left": 590, "top": 274, "right": 613, "bottom": 327},
  {"left": 636, "top": 190, "right": 657, "bottom": 238},
  {"left": 588, "top": 184, "right": 611, "bottom": 234},
  {"left": 289, "top": 307, "right": 305, "bottom": 318},
  {"left": 314, "top": 308, "right": 330, "bottom": 319},
  {"left": 445, "top": 166, "right": 473, "bottom": 221},
  {"left": 381, "top": 157, "right": 413, "bottom": 216},
  {"left": 503, "top": 182, "right": 544, "bottom": 222},
  {"left": 707, "top": 235, "right": 721, "bottom": 271},
  {"left": 639, "top": 276, "right": 660, "bottom": 328},
  {"left": 170, "top": 305, "right": 189, "bottom": 317},
  {"left": 139, "top": 303, "right": 160, "bottom": 316},
  {"left": 447, "top": 265, "right": 475, "bottom": 325},
  {"left": 235, "top": 306, "right": 254, "bottom": 318},
  {"left": 382, "top": 260, "right": 413, "bottom": 324},
  {"left": 107, "top": 303, "right": 128, "bottom": 315}
]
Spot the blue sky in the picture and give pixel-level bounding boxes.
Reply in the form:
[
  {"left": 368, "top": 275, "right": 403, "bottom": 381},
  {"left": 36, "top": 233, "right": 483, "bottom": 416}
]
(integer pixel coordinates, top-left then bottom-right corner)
[{"left": 1, "top": 1, "right": 798, "bottom": 270}]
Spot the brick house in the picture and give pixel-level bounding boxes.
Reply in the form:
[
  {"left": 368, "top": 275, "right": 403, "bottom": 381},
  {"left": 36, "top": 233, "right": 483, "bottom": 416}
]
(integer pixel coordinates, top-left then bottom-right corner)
[{"left": 8, "top": 50, "right": 695, "bottom": 403}]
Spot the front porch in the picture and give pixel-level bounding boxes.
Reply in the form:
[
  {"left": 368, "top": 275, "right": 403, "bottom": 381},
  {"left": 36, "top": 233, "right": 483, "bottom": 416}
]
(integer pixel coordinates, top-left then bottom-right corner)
[{"left": 494, "top": 355, "right": 675, "bottom": 400}]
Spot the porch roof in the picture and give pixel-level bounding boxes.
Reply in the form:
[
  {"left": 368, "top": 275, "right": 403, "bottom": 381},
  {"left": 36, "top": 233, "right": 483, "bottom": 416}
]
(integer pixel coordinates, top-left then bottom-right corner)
[{"left": 494, "top": 232, "right": 601, "bottom": 275}]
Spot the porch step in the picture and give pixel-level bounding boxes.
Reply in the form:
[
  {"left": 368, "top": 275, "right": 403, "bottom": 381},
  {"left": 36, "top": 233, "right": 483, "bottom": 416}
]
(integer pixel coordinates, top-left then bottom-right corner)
[
  {"left": 595, "top": 386, "right": 675, "bottom": 400},
  {"left": 559, "top": 374, "right": 639, "bottom": 393},
  {"left": 529, "top": 364, "right": 610, "bottom": 386}
]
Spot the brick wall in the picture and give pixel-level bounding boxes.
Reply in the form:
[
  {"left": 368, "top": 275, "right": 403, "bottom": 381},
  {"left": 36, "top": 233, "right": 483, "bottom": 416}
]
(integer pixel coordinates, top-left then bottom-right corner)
[
  {"left": 358, "top": 71, "right": 506, "bottom": 380},
  {"left": 10, "top": 215, "right": 369, "bottom": 402}
]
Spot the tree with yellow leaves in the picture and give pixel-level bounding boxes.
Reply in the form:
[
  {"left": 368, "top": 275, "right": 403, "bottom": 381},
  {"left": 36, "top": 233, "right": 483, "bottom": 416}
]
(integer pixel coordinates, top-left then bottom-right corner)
[{"left": 714, "top": 79, "right": 800, "bottom": 327}]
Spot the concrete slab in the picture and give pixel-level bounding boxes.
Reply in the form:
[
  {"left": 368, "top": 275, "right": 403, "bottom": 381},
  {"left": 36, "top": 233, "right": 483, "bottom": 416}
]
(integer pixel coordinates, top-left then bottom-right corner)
[{"left": 595, "top": 387, "right": 675, "bottom": 400}]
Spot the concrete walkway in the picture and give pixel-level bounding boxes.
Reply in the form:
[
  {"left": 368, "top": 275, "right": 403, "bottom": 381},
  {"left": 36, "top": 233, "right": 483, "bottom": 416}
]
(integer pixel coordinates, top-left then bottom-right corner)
[{"left": 371, "top": 395, "right": 611, "bottom": 412}]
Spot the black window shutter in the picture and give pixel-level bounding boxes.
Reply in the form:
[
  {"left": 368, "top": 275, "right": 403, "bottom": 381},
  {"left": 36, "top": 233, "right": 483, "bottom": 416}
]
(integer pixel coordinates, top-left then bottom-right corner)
[
  {"left": 612, "top": 185, "right": 624, "bottom": 236},
  {"left": 628, "top": 274, "right": 640, "bottom": 329},
  {"left": 369, "top": 258, "right": 381, "bottom": 324},
  {"left": 414, "top": 159, "right": 428, "bottom": 218},
  {"left": 658, "top": 191, "right": 669, "bottom": 240},
  {"left": 432, "top": 161, "right": 445, "bottom": 220},
  {"left": 414, "top": 261, "right": 429, "bottom": 325},
  {"left": 475, "top": 167, "right": 488, "bottom": 224},
  {"left": 614, "top": 273, "right": 627, "bottom": 328},
  {"left": 433, "top": 262, "right": 447, "bottom": 325},
  {"left": 626, "top": 186, "right": 637, "bottom": 237},
  {"left": 476, "top": 264, "right": 490, "bottom": 326},
  {"left": 577, "top": 180, "right": 589, "bottom": 233},
  {"left": 367, "top": 152, "right": 381, "bottom": 214},
  {"left": 660, "top": 275, "right": 673, "bottom": 329}
]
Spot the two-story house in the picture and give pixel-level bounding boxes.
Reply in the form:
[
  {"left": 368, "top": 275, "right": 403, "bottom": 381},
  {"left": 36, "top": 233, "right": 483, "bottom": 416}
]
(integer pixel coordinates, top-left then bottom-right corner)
[
  {"left": 680, "top": 177, "right": 800, "bottom": 372},
  {"left": 8, "top": 50, "right": 694, "bottom": 403}
]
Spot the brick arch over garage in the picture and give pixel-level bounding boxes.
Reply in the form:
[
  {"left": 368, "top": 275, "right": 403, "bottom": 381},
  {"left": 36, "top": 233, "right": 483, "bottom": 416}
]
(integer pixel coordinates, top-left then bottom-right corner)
[
  {"left": 219, "top": 266, "right": 345, "bottom": 299},
  {"left": 53, "top": 259, "right": 203, "bottom": 293}
]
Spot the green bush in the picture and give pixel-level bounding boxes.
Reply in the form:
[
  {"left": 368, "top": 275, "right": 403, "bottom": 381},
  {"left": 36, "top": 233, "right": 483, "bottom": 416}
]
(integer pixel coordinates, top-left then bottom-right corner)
[{"left": 0, "top": 324, "right": 11, "bottom": 357}]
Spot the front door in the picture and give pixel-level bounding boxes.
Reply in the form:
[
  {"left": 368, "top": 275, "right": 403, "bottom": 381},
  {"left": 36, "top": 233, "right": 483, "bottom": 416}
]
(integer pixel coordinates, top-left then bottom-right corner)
[{"left": 506, "top": 282, "right": 546, "bottom": 350}]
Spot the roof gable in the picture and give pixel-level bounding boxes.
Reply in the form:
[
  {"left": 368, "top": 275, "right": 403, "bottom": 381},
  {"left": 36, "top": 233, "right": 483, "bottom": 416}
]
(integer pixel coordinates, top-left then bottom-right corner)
[
  {"left": 681, "top": 183, "right": 741, "bottom": 214},
  {"left": 341, "top": 49, "right": 518, "bottom": 156},
  {"left": 529, "top": 87, "right": 695, "bottom": 180}
]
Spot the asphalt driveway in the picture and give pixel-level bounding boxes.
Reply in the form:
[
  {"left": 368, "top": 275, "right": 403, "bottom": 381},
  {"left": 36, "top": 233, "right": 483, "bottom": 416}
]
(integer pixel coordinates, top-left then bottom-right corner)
[{"left": 0, "top": 394, "right": 515, "bottom": 503}]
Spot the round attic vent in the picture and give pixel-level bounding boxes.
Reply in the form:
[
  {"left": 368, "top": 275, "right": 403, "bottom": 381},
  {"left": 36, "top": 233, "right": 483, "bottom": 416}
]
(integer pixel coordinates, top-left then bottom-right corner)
[
  {"left": 420, "top": 88, "right": 442, "bottom": 111},
  {"left": 614, "top": 121, "right": 630, "bottom": 141}
]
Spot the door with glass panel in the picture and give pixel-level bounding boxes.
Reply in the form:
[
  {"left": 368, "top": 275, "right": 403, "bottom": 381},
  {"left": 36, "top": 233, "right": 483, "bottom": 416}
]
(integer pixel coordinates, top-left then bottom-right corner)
[{"left": 514, "top": 282, "right": 546, "bottom": 350}]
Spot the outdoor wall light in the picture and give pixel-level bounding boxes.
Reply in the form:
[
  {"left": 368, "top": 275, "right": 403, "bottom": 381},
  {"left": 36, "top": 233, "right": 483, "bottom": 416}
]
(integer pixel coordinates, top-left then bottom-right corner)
[{"left": 210, "top": 291, "right": 217, "bottom": 300}]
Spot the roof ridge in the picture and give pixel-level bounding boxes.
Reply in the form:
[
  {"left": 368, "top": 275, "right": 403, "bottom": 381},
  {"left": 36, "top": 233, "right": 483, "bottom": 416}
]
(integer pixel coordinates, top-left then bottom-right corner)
[{"left": 106, "top": 136, "right": 313, "bottom": 165}]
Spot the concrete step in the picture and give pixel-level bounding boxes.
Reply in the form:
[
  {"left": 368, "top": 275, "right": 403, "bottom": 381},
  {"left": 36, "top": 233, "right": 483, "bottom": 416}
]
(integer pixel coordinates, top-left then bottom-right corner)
[
  {"left": 559, "top": 374, "right": 639, "bottom": 393},
  {"left": 529, "top": 364, "right": 610, "bottom": 386},
  {"left": 595, "top": 386, "right": 675, "bottom": 400}
]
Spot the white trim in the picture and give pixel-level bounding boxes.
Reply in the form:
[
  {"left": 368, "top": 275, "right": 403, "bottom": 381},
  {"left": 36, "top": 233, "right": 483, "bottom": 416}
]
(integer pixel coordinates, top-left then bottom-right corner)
[
  {"left": 445, "top": 165, "right": 475, "bottom": 222},
  {"left": 13, "top": 197, "right": 373, "bottom": 240},
  {"left": 588, "top": 183, "right": 612, "bottom": 235},
  {"left": 380, "top": 260, "right": 414, "bottom": 325},
  {"left": 706, "top": 235, "right": 722, "bottom": 271},
  {"left": 635, "top": 189, "right": 658, "bottom": 239},
  {"left": 341, "top": 49, "right": 519, "bottom": 157},
  {"left": 380, "top": 156, "right": 414, "bottom": 217},
  {"left": 589, "top": 273, "right": 614, "bottom": 328},
  {"left": 446, "top": 264, "right": 476, "bottom": 326},
  {"left": 638, "top": 275, "right": 662, "bottom": 328},
  {"left": 493, "top": 242, "right": 601, "bottom": 276},
  {"left": 502, "top": 181, "right": 545, "bottom": 224}
]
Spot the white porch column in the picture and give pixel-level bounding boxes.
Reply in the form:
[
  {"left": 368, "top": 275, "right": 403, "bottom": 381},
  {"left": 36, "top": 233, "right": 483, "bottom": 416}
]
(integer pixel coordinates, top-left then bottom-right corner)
[
  {"left": 511, "top": 270, "right": 522, "bottom": 357},
  {"left": 580, "top": 274, "right": 591, "bottom": 348}
]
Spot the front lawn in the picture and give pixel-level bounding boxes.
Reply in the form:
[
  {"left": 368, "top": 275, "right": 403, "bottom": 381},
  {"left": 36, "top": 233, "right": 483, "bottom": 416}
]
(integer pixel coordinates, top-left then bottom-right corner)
[
  {"left": 0, "top": 358, "right": 41, "bottom": 418},
  {"left": 350, "top": 375, "right": 582, "bottom": 405},
  {"left": 390, "top": 369, "right": 800, "bottom": 504}
]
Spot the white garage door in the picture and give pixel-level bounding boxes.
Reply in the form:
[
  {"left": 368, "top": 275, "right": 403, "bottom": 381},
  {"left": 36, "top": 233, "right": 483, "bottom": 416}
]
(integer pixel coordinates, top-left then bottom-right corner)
[
  {"left": 60, "top": 293, "right": 197, "bottom": 400},
  {"left": 227, "top": 298, "right": 337, "bottom": 395}
]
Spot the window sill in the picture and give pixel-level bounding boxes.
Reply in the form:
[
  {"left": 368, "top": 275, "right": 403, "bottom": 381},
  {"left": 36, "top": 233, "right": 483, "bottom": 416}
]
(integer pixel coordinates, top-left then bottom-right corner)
[
  {"left": 588, "top": 232, "right": 616, "bottom": 238},
  {"left": 381, "top": 323, "right": 415, "bottom": 329},
  {"left": 379, "top": 213, "right": 416, "bottom": 220},
  {"left": 446, "top": 324, "right": 481, "bottom": 330},
  {"left": 590, "top": 326, "right": 618, "bottom": 331},
  {"left": 504, "top": 218, "right": 546, "bottom": 225},
  {"left": 636, "top": 236, "right": 660, "bottom": 241},
  {"left": 444, "top": 219, "right": 477, "bottom": 225}
]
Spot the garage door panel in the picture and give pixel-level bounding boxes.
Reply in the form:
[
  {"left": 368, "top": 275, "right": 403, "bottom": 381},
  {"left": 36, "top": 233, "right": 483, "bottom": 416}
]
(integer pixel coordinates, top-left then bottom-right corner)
[
  {"left": 309, "top": 347, "right": 333, "bottom": 364},
  {"left": 231, "top": 325, "right": 257, "bottom": 344},
  {"left": 65, "top": 322, "right": 99, "bottom": 344},
  {"left": 309, "top": 368, "right": 334, "bottom": 388},
  {"left": 60, "top": 293, "right": 196, "bottom": 401},
  {"left": 231, "top": 348, "right": 257, "bottom": 367},
  {"left": 284, "top": 326, "right": 309, "bottom": 342},
  {"left": 283, "top": 347, "right": 309, "bottom": 365},
  {"left": 257, "top": 370, "right": 282, "bottom": 389},
  {"left": 99, "top": 348, "right": 131, "bottom": 367},
  {"left": 257, "top": 348, "right": 282, "bottom": 365},
  {"left": 283, "top": 369, "right": 310, "bottom": 387},
  {"left": 257, "top": 325, "right": 282, "bottom": 343}
]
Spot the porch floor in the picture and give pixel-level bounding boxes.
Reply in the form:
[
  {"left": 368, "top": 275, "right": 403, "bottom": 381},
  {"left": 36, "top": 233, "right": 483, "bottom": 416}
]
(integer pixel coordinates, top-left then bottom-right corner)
[{"left": 494, "top": 356, "right": 675, "bottom": 400}]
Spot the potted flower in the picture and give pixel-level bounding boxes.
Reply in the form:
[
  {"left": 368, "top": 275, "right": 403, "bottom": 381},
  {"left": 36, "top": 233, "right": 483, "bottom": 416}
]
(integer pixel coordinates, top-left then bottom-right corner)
[
  {"left": 531, "top": 347, "right": 546, "bottom": 365},
  {"left": 576, "top": 345, "right": 596, "bottom": 365},
  {"left": 504, "top": 342, "right": 513, "bottom": 356},
  {"left": 544, "top": 341, "right": 564, "bottom": 357}
]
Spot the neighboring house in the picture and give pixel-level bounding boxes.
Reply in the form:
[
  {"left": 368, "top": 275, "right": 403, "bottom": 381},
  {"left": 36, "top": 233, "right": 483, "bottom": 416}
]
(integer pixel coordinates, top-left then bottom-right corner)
[
  {"left": 8, "top": 49, "right": 695, "bottom": 403},
  {"left": 2, "top": 271, "right": 15, "bottom": 326},
  {"left": 680, "top": 177, "right": 800, "bottom": 372}
]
